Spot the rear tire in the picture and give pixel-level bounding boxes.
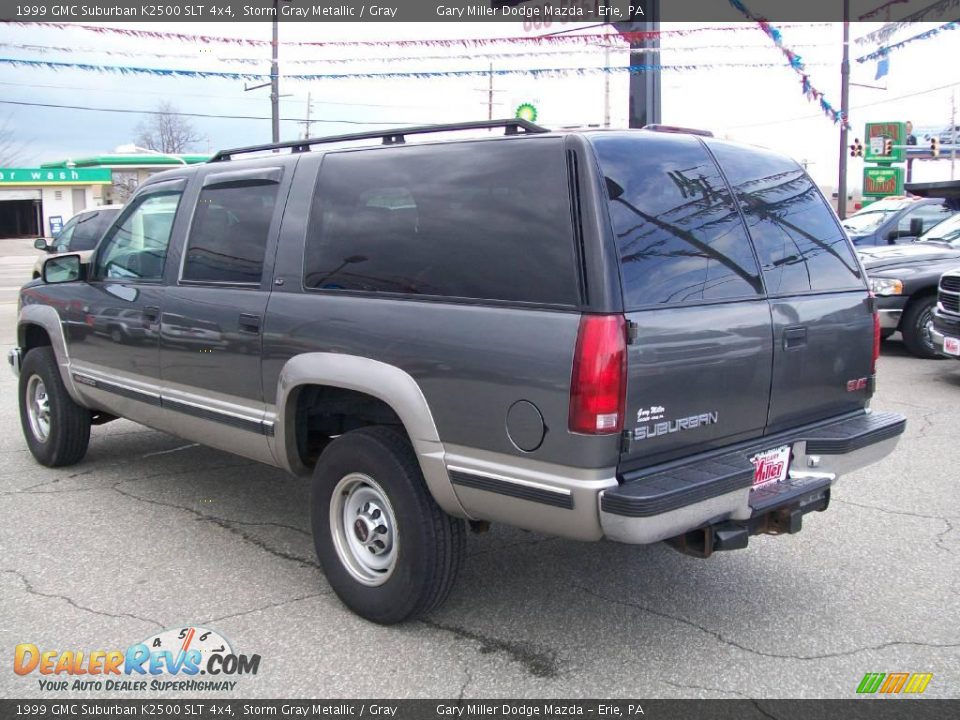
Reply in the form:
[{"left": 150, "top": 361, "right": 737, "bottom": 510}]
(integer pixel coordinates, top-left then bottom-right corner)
[
  {"left": 19, "top": 347, "right": 91, "bottom": 467},
  {"left": 901, "top": 296, "right": 942, "bottom": 359},
  {"left": 311, "top": 426, "right": 465, "bottom": 624}
]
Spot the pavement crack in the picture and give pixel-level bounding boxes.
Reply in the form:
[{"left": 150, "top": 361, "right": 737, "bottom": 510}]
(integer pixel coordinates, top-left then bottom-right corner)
[
  {"left": 576, "top": 585, "right": 960, "bottom": 661},
  {"left": 422, "top": 620, "right": 559, "bottom": 678},
  {"left": 111, "top": 474, "right": 320, "bottom": 569},
  {"left": 2, "top": 568, "right": 164, "bottom": 630},
  {"left": 203, "top": 592, "right": 328, "bottom": 625},
  {"left": 456, "top": 660, "right": 475, "bottom": 702},
  {"left": 833, "top": 499, "right": 957, "bottom": 554}
]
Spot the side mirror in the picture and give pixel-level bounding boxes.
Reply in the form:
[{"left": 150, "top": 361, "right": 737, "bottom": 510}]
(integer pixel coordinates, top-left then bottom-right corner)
[
  {"left": 909, "top": 217, "right": 924, "bottom": 237},
  {"left": 34, "top": 238, "right": 51, "bottom": 252},
  {"left": 42, "top": 254, "right": 84, "bottom": 284}
]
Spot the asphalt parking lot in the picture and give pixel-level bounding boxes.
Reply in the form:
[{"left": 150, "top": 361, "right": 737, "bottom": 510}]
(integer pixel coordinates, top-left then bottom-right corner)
[{"left": 0, "top": 237, "right": 957, "bottom": 700}]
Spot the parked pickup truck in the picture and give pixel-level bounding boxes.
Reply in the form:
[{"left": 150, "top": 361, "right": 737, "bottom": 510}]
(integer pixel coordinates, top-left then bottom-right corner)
[
  {"left": 932, "top": 268, "right": 960, "bottom": 359},
  {"left": 11, "top": 120, "right": 906, "bottom": 623},
  {"left": 859, "top": 181, "right": 960, "bottom": 358}
]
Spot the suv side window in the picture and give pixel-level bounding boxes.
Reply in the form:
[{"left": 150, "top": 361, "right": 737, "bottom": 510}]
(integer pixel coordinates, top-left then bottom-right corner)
[
  {"left": 707, "top": 140, "right": 862, "bottom": 294},
  {"left": 68, "top": 210, "right": 112, "bottom": 252},
  {"left": 591, "top": 133, "right": 762, "bottom": 308},
  {"left": 94, "top": 191, "right": 182, "bottom": 281},
  {"left": 303, "top": 139, "right": 579, "bottom": 305},
  {"left": 182, "top": 178, "right": 280, "bottom": 285}
]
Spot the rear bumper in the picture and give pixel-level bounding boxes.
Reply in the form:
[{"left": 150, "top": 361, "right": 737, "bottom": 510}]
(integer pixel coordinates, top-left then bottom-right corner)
[{"left": 599, "top": 411, "right": 906, "bottom": 545}]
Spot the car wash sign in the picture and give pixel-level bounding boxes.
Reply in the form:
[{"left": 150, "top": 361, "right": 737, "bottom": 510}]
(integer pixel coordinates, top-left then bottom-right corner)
[{"left": 0, "top": 168, "right": 112, "bottom": 186}]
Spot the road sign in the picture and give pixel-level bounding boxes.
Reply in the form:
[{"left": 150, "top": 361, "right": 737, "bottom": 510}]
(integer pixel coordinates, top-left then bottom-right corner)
[
  {"left": 863, "top": 166, "right": 905, "bottom": 197},
  {"left": 864, "top": 121, "right": 906, "bottom": 163}
]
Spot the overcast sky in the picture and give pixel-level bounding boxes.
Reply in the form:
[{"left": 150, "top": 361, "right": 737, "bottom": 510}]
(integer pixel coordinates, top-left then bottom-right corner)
[{"left": 1, "top": 12, "right": 959, "bottom": 191}]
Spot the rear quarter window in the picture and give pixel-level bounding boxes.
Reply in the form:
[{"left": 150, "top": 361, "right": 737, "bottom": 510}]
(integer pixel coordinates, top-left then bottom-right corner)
[
  {"left": 303, "top": 139, "right": 579, "bottom": 306},
  {"left": 705, "top": 140, "right": 863, "bottom": 294},
  {"left": 590, "top": 132, "right": 763, "bottom": 309}
]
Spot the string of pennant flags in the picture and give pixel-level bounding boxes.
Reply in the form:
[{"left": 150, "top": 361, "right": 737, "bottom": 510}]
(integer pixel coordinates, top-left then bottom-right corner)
[
  {"left": 0, "top": 39, "right": 833, "bottom": 66},
  {"left": 855, "top": 20, "right": 959, "bottom": 64},
  {"left": 727, "top": 0, "right": 848, "bottom": 128},
  {"left": 0, "top": 56, "right": 831, "bottom": 82},
  {"left": 3, "top": 20, "right": 830, "bottom": 49}
]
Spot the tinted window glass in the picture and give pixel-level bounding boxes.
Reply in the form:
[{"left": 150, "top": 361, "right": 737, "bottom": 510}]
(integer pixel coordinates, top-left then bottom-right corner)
[
  {"left": 304, "top": 140, "right": 578, "bottom": 305},
  {"left": 591, "top": 133, "right": 762, "bottom": 308},
  {"left": 899, "top": 202, "right": 952, "bottom": 235},
  {"left": 707, "top": 140, "right": 862, "bottom": 294},
  {"left": 183, "top": 180, "right": 279, "bottom": 284},
  {"left": 95, "top": 192, "right": 181, "bottom": 281},
  {"left": 69, "top": 209, "right": 119, "bottom": 251}
]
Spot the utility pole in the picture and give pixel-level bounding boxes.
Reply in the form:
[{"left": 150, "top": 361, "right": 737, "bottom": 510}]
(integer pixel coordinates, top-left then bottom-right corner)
[
  {"left": 299, "top": 92, "right": 315, "bottom": 140},
  {"left": 837, "top": 0, "right": 851, "bottom": 220},
  {"left": 951, "top": 89, "right": 957, "bottom": 180},
  {"left": 244, "top": 0, "right": 281, "bottom": 144},
  {"left": 270, "top": 0, "right": 280, "bottom": 144},
  {"left": 488, "top": 63, "right": 494, "bottom": 121}
]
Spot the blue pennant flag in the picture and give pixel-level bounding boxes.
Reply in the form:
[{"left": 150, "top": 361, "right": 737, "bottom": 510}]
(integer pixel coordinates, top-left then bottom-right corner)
[{"left": 875, "top": 54, "right": 890, "bottom": 80}]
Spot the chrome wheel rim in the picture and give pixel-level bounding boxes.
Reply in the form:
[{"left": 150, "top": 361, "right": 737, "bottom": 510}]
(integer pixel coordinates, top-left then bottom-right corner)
[
  {"left": 330, "top": 473, "right": 398, "bottom": 587},
  {"left": 26, "top": 375, "right": 51, "bottom": 443}
]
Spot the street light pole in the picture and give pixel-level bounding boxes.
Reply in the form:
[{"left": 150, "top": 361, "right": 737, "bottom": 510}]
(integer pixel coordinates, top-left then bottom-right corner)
[{"left": 837, "top": 1, "right": 851, "bottom": 219}]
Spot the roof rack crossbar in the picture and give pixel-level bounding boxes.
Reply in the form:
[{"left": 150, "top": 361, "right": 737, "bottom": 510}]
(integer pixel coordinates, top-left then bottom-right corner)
[{"left": 209, "top": 118, "right": 549, "bottom": 162}]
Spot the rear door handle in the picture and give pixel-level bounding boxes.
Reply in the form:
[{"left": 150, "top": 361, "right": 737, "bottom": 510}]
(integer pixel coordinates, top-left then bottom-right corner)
[
  {"left": 783, "top": 326, "right": 807, "bottom": 350},
  {"left": 238, "top": 313, "right": 261, "bottom": 333},
  {"left": 143, "top": 306, "right": 160, "bottom": 323}
]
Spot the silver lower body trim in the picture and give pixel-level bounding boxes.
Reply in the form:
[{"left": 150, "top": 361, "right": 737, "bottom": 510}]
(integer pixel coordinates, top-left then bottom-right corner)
[{"left": 8, "top": 347, "right": 22, "bottom": 377}]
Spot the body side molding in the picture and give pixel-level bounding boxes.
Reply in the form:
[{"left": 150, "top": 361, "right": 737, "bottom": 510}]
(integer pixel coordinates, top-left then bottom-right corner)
[{"left": 273, "top": 352, "right": 467, "bottom": 518}]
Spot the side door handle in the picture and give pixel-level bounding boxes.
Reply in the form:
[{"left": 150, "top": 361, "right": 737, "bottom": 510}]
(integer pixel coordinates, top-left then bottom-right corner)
[
  {"left": 783, "top": 326, "right": 808, "bottom": 350},
  {"left": 238, "top": 313, "right": 262, "bottom": 334},
  {"left": 143, "top": 306, "right": 160, "bottom": 323}
]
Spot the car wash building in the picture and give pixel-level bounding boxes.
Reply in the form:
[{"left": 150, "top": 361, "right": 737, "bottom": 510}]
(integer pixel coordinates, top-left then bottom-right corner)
[
  {"left": 0, "top": 153, "right": 211, "bottom": 238},
  {"left": 0, "top": 166, "right": 112, "bottom": 238}
]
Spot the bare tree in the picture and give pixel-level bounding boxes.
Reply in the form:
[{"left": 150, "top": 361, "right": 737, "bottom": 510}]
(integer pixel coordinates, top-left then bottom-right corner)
[
  {"left": 0, "top": 113, "right": 27, "bottom": 165},
  {"left": 135, "top": 101, "right": 202, "bottom": 154}
]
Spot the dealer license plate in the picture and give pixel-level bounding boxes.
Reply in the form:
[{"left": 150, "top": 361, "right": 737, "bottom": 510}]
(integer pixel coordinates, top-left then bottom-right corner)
[
  {"left": 750, "top": 445, "right": 791, "bottom": 489},
  {"left": 944, "top": 336, "right": 960, "bottom": 356}
]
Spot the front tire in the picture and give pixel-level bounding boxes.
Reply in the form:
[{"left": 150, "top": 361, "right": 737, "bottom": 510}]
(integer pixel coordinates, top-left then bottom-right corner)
[
  {"left": 901, "top": 296, "right": 942, "bottom": 359},
  {"left": 311, "top": 426, "right": 465, "bottom": 624},
  {"left": 19, "top": 347, "right": 91, "bottom": 467}
]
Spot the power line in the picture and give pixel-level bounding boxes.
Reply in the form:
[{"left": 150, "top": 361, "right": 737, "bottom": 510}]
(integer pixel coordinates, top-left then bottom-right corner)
[
  {"left": 721, "top": 79, "right": 960, "bottom": 130},
  {"left": 0, "top": 99, "right": 425, "bottom": 125}
]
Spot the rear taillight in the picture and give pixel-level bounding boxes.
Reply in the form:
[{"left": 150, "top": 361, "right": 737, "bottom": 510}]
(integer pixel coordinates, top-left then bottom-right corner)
[
  {"left": 569, "top": 314, "right": 627, "bottom": 435},
  {"left": 871, "top": 292, "right": 881, "bottom": 375}
]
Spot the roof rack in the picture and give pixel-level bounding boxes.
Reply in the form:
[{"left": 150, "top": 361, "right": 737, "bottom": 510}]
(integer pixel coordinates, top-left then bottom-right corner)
[
  {"left": 642, "top": 124, "right": 714, "bottom": 138},
  {"left": 209, "top": 118, "right": 549, "bottom": 162}
]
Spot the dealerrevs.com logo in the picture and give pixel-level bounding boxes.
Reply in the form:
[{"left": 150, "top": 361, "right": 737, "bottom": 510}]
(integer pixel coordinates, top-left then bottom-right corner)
[{"left": 14, "top": 626, "right": 260, "bottom": 692}]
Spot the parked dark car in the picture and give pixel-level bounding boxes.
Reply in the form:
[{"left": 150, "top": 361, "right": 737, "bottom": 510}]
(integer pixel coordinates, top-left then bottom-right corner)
[
  {"left": 842, "top": 196, "right": 954, "bottom": 247},
  {"left": 32, "top": 205, "right": 122, "bottom": 279},
  {"left": 932, "top": 268, "right": 960, "bottom": 359},
  {"left": 10, "top": 120, "right": 906, "bottom": 623},
  {"left": 860, "top": 181, "right": 960, "bottom": 358}
]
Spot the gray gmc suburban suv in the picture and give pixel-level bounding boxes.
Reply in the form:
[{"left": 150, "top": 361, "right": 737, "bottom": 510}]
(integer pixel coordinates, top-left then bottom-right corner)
[{"left": 11, "top": 120, "right": 906, "bottom": 624}]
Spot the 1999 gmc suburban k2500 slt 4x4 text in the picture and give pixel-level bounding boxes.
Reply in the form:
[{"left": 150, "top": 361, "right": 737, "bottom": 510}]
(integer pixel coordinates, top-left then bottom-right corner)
[{"left": 10, "top": 120, "right": 906, "bottom": 623}]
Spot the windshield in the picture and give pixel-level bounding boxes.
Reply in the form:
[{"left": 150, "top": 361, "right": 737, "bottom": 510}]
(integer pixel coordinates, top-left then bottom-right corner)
[
  {"left": 918, "top": 212, "right": 960, "bottom": 246},
  {"left": 842, "top": 208, "right": 899, "bottom": 235}
]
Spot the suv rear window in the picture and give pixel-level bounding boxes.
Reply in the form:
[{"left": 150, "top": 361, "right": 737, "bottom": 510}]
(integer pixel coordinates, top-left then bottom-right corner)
[
  {"left": 303, "top": 139, "right": 579, "bottom": 305},
  {"left": 591, "top": 133, "right": 763, "bottom": 309},
  {"left": 706, "top": 140, "right": 863, "bottom": 294}
]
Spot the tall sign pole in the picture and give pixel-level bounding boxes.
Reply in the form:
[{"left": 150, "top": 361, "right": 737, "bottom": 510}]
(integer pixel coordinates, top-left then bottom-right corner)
[
  {"left": 271, "top": 0, "right": 280, "bottom": 144},
  {"left": 837, "top": 0, "right": 851, "bottom": 219}
]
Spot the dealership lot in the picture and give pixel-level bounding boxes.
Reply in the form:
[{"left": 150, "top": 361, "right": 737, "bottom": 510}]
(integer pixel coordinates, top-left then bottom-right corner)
[{"left": 0, "top": 238, "right": 957, "bottom": 700}]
